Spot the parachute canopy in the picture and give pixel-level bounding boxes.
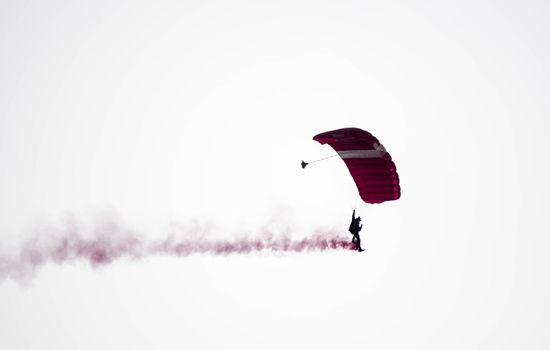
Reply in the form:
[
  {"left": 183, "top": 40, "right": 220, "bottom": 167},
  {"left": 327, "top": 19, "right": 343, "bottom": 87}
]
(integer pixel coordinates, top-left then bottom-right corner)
[{"left": 313, "top": 127, "right": 401, "bottom": 204}]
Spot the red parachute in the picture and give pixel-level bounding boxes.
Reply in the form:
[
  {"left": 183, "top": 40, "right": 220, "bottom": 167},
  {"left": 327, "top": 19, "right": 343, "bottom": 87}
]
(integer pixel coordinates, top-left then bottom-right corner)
[{"left": 303, "top": 128, "right": 401, "bottom": 204}]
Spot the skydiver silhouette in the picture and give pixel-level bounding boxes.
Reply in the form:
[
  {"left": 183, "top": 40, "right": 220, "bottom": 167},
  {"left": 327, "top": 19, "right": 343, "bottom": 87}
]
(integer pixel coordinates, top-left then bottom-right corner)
[{"left": 349, "top": 209, "right": 365, "bottom": 252}]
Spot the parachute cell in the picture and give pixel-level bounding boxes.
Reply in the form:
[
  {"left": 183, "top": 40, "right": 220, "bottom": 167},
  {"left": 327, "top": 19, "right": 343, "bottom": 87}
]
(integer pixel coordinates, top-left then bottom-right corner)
[{"left": 313, "top": 127, "right": 401, "bottom": 204}]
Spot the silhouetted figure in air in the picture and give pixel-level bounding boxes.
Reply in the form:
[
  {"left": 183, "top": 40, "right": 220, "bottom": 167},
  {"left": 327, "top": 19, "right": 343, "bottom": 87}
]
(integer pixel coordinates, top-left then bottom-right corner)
[{"left": 349, "top": 209, "right": 365, "bottom": 252}]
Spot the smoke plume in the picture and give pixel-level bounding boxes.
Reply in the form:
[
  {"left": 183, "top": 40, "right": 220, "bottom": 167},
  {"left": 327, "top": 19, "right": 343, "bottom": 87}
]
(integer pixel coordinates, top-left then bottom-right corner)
[{"left": 0, "top": 217, "right": 357, "bottom": 283}]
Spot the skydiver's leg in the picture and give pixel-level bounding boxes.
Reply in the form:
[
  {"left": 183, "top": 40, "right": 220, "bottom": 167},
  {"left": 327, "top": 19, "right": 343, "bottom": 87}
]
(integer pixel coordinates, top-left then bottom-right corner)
[{"left": 357, "top": 235, "right": 364, "bottom": 252}]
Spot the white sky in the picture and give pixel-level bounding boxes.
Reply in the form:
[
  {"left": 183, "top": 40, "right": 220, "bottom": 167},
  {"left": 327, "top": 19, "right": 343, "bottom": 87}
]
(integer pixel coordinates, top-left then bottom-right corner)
[{"left": 1, "top": 0, "right": 549, "bottom": 349}]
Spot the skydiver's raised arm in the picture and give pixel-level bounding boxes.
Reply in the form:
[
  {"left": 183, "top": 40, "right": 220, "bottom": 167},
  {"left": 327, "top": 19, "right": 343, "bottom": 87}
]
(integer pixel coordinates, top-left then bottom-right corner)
[{"left": 352, "top": 209, "right": 356, "bottom": 222}]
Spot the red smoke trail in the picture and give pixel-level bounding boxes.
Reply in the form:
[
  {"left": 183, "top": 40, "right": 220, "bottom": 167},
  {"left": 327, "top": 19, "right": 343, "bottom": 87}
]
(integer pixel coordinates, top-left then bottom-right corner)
[{"left": 0, "top": 227, "right": 357, "bottom": 283}]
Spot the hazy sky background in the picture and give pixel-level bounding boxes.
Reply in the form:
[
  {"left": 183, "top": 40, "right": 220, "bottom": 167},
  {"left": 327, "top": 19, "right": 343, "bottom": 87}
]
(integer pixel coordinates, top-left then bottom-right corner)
[{"left": 1, "top": 1, "right": 549, "bottom": 349}]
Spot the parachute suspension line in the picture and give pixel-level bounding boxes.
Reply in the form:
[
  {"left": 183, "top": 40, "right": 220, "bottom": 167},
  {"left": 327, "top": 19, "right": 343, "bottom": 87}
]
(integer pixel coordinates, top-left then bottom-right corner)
[{"left": 301, "top": 154, "right": 338, "bottom": 169}]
